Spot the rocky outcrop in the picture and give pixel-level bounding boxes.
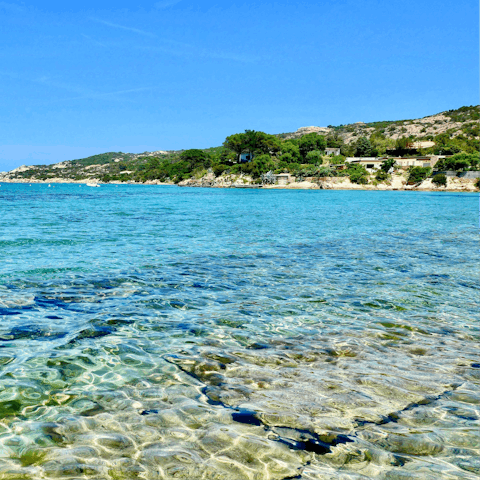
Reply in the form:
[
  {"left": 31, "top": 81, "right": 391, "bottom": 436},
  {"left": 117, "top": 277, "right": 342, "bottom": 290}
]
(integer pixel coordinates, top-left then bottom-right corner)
[
  {"left": 178, "top": 172, "right": 255, "bottom": 188},
  {"left": 284, "top": 126, "right": 333, "bottom": 140}
]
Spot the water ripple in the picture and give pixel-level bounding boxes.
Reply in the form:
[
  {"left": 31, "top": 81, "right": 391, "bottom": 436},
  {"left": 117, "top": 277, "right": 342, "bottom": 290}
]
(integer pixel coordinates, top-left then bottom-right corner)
[{"left": 0, "top": 184, "right": 478, "bottom": 479}]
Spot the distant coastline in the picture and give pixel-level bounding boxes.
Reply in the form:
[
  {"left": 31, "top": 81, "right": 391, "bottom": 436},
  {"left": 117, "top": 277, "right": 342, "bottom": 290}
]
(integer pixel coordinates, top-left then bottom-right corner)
[{"left": 2, "top": 105, "right": 478, "bottom": 192}]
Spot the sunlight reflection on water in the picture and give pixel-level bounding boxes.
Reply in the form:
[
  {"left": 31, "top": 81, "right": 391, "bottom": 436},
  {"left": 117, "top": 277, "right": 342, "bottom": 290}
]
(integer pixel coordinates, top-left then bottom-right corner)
[{"left": 0, "top": 184, "right": 478, "bottom": 479}]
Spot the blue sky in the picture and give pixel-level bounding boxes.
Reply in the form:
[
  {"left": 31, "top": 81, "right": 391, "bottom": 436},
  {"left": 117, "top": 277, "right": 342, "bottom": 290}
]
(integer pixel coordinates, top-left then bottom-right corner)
[{"left": 1, "top": 0, "right": 478, "bottom": 170}]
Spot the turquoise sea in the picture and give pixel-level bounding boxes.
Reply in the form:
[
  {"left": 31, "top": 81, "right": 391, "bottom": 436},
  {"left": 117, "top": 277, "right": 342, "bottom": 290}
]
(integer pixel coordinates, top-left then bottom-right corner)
[{"left": 0, "top": 183, "right": 479, "bottom": 479}]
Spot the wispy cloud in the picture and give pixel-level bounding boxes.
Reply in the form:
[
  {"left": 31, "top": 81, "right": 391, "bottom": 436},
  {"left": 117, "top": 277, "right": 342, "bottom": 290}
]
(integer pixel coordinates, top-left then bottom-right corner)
[
  {"left": 154, "top": 0, "right": 183, "bottom": 9},
  {"left": 90, "top": 18, "right": 157, "bottom": 38},
  {"left": 89, "top": 16, "right": 257, "bottom": 63},
  {"left": 0, "top": 72, "right": 152, "bottom": 103},
  {"left": 36, "top": 77, "right": 153, "bottom": 102}
]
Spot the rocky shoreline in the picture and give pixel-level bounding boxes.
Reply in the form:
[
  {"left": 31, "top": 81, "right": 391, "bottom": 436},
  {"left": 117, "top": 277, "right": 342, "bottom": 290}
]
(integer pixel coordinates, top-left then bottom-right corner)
[
  {"left": 175, "top": 171, "right": 478, "bottom": 192},
  {"left": 1, "top": 172, "right": 477, "bottom": 192}
]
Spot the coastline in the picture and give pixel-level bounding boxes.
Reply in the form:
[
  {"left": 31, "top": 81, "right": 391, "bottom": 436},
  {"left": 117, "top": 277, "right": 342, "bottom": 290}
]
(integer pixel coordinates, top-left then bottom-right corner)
[
  {"left": 0, "top": 175, "right": 477, "bottom": 192},
  {"left": 176, "top": 171, "right": 478, "bottom": 192}
]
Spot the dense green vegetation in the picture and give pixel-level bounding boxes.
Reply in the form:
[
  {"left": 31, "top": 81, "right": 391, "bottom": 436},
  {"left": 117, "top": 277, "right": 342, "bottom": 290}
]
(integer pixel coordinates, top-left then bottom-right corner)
[
  {"left": 129, "top": 130, "right": 338, "bottom": 183},
  {"left": 70, "top": 152, "right": 133, "bottom": 167},
  {"left": 432, "top": 173, "right": 447, "bottom": 187},
  {"left": 375, "top": 170, "right": 389, "bottom": 182},
  {"left": 434, "top": 152, "right": 480, "bottom": 171},
  {"left": 98, "top": 108, "right": 480, "bottom": 184},
  {"left": 443, "top": 105, "right": 480, "bottom": 123},
  {"left": 407, "top": 167, "right": 432, "bottom": 185}
]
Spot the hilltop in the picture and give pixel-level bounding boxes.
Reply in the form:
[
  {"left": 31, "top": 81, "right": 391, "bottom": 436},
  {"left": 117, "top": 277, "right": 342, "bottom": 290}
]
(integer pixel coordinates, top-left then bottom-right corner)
[
  {"left": 1, "top": 105, "right": 478, "bottom": 188},
  {"left": 282, "top": 105, "right": 479, "bottom": 143}
]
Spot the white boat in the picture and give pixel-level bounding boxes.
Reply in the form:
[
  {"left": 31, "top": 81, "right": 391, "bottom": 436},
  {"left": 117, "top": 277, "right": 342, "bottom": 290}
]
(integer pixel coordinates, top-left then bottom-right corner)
[{"left": 86, "top": 183, "right": 100, "bottom": 187}]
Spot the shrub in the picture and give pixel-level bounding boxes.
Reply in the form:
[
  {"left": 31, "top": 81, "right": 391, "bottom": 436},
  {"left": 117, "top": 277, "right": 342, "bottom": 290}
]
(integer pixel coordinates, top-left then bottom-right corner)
[
  {"left": 278, "top": 152, "right": 295, "bottom": 164},
  {"left": 305, "top": 150, "right": 323, "bottom": 165},
  {"left": 181, "top": 149, "right": 210, "bottom": 169},
  {"left": 407, "top": 167, "right": 432, "bottom": 184},
  {"left": 329, "top": 155, "right": 345, "bottom": 165},
  {"left": 345, "top": 163, "right": 368, "bottom": 184},
  {"left": 355, "top": 137, "right": 373, "bottom": 157},
  {"left": 432, "top": 173, "right": 447, "bottom": 187},
  {"left": 375, "top": 170, "right": 388, "bottom": 181},
  {"left": 444, "top": 152, "right": 479, "bottom": 170},
  {"left": 249, "top": 154, "right": 275, "bottom": 177},
  {"left": 380, "top": 158, "right": 397, "bottom": 172},
  {"left": 287, "top": 162, "right": 301, "bottom": 174},
  {"left": 280, "top": 141, "right": 301, "bottom": 161},
  {"left": 475, "top": 178, "right": 480, "bottom": 189},
  {"left": 316, "top": 166, "right": 333, "bottom": 177},
  {"left": 350, "top": 171, "right": 368, "bottom": 184},
  {"left": 193, "top": 168, "right": 207, "bottom": 179},
  {"left": 213, "top": 164, "right": 228, "bottom": 177},
  {"left": 298, "top": 133, "right": 326, "bottom": 159}
]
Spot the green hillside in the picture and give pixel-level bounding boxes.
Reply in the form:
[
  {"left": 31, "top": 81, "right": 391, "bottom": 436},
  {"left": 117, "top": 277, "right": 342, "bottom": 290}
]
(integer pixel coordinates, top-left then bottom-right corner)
[{"left": 2, "top": 105, "right": 478, "bottom": 185}]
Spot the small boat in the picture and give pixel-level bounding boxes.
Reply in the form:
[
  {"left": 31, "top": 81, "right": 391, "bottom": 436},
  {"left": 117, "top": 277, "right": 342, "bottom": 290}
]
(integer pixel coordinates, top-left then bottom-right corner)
[
  {"left": 86, "top": 183, "right": 100, "bottom": 187},
  {"left": 48, "top": 184, "right": 51, "bottom": 187}
]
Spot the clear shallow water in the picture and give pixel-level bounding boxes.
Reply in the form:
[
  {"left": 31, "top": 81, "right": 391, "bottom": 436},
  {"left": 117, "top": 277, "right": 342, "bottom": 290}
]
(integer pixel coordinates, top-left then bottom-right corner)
[{"left": 0, "top": 183, "right": 478, "bottom": 480}]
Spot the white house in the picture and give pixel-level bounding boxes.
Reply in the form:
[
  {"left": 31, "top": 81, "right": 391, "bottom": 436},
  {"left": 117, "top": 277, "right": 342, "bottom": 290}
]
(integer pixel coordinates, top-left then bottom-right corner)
[
  {"left": 346, "top": 157, "right": 383, "bottom": 171},
  {"left": 394, "top": 157, "right": 432, "bottom": 168},
  {"left": 325, "top": 147, "right": 341, "bottom": 156},
  {"left": 347, "top": 157, "right": 434, "bottom": 171}
]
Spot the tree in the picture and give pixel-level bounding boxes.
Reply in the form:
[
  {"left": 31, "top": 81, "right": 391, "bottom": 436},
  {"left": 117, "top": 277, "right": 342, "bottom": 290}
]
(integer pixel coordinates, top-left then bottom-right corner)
[
  {"left": 326, "top": 133, "right": 343, "bottom": 148},
  {"left": 380, "top": 158, "right": 397, "bottom": 173},
  {"left": 346, "top": 163, "right": 369, "bottom": 184},
  {"left": 223, "top": 133, "right": 245, "bottom": 157},
  {"left": 442, "top": 152, "right": 479, "bottom": 170},
  {"left": 395, "top": 137, "right": 410, "bottom": 150},
  {"left": 181, "top": 149, "right": 210, "bottom": 168},
  {"left": 281, "top": 141, "right": 301, "bottom": 161},
  {"left": 243, "top": 130, "right": 259, "bottom": 157},
  {"left": 407, "top": 167, "right": 432, "bottom": 185},
  {"left": 254, "top": 132, "right": 281, "bottom": 155},
  {"left": 370, "top": 133, "right": 395, "bottom": 155},
  {"left": 218, "top": 148, "right": 237, "bottom": 163},
  {"left": 432, "top": 133, "right": 461, "bottom": 155},
  {"left": 298, "top": 133, "right": 326, "bottom": 160},
  {"left": 355, "top": 137, "right": 373, "bottom": 157},
  {"left": 305, "top": 150, "right": 323, "bottom": 165},
  {"left": 250, "top": 154, "right": 275, "bottom": 177},
  {"left": 278, "top": 152, "right": 295, "bottom": 164},
  {"left": 434, "top": 144, "right": 461, "bottom": 155},
  {"left": 223, "top": 130, "right": 281, "bottom": 159}
]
